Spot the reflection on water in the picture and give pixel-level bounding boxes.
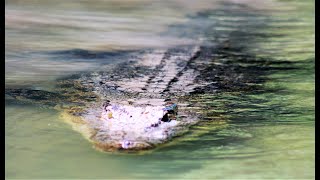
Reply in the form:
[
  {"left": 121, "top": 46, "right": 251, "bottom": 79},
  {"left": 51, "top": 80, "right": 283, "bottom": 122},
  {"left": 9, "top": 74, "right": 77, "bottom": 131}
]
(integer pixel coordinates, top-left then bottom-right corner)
[{"left": 5, "top": 0, "right": 314, "bottom": 179}]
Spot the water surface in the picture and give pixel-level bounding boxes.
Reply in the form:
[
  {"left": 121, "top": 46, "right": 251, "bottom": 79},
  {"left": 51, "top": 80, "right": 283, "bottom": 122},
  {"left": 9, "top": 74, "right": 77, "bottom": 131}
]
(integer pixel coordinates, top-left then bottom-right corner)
[{"left": 5, "top": 0, "right": 314, "bottom": 179}]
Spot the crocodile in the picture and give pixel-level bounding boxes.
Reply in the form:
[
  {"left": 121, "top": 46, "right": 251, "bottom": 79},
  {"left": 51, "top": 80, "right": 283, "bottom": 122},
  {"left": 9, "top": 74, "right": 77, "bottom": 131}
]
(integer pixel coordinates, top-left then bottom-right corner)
[
  {"left": 5, "top": 39, "right": 265, "bottom": 152},
  {"left": 5, "top": 45, "right": 212, "bottom": 151}
]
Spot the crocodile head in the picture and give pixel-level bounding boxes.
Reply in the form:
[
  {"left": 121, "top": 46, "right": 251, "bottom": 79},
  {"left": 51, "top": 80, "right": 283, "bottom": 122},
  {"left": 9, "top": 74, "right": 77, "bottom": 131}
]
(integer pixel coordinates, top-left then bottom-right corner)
[{"left": 86, "top": 101, "right": 181, "bottom": 151}]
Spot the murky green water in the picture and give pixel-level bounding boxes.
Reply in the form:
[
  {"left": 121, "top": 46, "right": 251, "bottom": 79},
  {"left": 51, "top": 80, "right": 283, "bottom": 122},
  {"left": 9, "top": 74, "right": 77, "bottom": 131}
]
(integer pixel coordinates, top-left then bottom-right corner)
[{"left": 5, "top": 0, "right": 314, "bottom": 179}]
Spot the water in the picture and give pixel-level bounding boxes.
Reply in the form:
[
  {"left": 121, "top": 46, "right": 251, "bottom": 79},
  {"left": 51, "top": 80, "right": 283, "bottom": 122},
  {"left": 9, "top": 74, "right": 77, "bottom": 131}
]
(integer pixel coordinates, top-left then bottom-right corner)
[{"left": 5, "top": 0, "right": 314, "bottom": 179}]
